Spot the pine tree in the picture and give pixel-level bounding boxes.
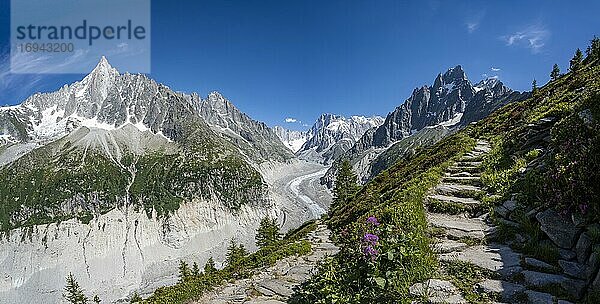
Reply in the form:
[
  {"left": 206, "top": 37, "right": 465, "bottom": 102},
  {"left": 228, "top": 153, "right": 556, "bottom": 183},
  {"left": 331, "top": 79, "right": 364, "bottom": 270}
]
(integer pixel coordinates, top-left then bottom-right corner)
[
  {"left": 129, "top": 292, "right": 142, "bottom": 303},
  {"left": 255, "top": 216, "right": 280, "bottom": 248},
  {"left": 586, "top": 36, "right": 600, "bottom": 62},
  {"left": 204, "top": 257, "right": 217, "bottom": 275},
  {"left": 225, "top": 239, "right": 247, "bottom": 268},
  {"left": 550, "top": 64, "right": 560, "bottom": 81},
  {"left": 64, "top": 273, "right": 88, "bottom": 304},
  {"left": 92, "top": 295, "right": 101, "bottom": 304},
  {"left": 531, "top": 79, "right": 538, "bottom": 95},
  {"left": 178, "top": 260, "right": 191, "bottom": 282},
  {"left": 192, "top": 262, "right": 200, "bottom": 277},
  {"left": 331, "top": 160, "right": 358, "bottom": 211},
  {"left": 570, "top": 48, "right": 584, "bottom": 72}
]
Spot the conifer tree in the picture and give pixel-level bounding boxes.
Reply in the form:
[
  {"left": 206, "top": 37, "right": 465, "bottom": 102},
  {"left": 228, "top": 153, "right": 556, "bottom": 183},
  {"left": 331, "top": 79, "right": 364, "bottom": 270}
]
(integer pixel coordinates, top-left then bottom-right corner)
[
  {"left": 192, "top": 262, "right": 200, "bottom": 277},
  {"left": 178, "top": 260, "right": 191, "bottom": 282},
  {"left": 225, "top": 239, "right": 246, "bottom": 267},
  {"left": 129, "top": 292, "right": 142, "bottom": 303},
  {"left": 64, "top": 273, "right": 88, "bottom": 304},
  {"left": 92, "top": 295, "right": 101, "bottom": 304},
  {"left": 531, "top": 79, "right": 538, "bottom": 95},
  {"left": 255, "top": 216, "right": 280, "bottom": 248},
  {"left": 332, "top": 159, "right": 359, "bottom": 211},
  {"left": 204, "top": 257, "right": 217, "bottom": 275},
  {"left": 550, "top": 64, "right": 560, "bottom": 81},
  {"left": 587, "top": 36, "right": 600, "bottom": 62},
  {"left": 570, "top": 48, "right": 584, "bottom": 72}
]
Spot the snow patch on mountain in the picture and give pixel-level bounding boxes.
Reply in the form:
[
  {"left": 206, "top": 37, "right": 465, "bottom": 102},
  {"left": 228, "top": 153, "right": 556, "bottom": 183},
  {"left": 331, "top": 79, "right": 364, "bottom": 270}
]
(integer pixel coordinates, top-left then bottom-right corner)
[{"left": 273, "top": 126, "right": 310, "bottom": 152}]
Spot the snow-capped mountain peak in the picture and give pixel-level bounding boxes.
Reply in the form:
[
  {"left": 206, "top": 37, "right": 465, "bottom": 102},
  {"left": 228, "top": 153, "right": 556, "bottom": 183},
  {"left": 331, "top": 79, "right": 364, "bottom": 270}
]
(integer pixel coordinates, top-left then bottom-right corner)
[{"left": 295, "top": 113, "right": 384, "bottom": 164}]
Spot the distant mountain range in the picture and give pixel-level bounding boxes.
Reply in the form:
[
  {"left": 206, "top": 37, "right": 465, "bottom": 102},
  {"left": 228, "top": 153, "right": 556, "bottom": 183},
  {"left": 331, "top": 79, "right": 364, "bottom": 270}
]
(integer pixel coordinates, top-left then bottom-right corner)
[{"left": 275, "top": 114, "right": 383, "bottom": 165}]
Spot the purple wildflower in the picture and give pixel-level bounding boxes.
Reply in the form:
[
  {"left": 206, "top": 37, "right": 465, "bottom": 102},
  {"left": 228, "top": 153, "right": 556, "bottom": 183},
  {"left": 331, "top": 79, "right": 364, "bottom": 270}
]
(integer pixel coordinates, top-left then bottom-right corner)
[
  {"left": 363, "top": 233, "right": 379, "bottom": 246},
  {"left": 366, "top": 216, "right": 380, "bottom": 226},
  {"left": 363, "top": 245, "right": 378, "bottom": 261},
  {"left": 579, "top": 203, "right": 589, "bottom": 215}
]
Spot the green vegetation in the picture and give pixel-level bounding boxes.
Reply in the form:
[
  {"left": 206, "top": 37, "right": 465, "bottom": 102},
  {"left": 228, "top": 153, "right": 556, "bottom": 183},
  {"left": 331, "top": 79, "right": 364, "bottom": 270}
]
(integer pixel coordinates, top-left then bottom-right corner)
[
  {"left": 142, "top": 218, "right": 317, "bottom": 303},
  {"left": 441, "top": 260, "right": 500, "bottom": 303},
  {"left": 64, "top": 273, "right": 90, "bottom": 304},
  {"left": 255, "top": 216, "right": 281, "bottom": 249},
  {"left": 550, "top": 63, "right": 561, "bottom": 81},
  {"left": 331, "top": 159, "right": 359, "bottom": 212},
  {"left": 0, "top": 146, "right": 129, "bottom": 232},
  {"left": 426, "top": 197, "right": 489, "bottom": 217},
  {"left": 571, "top": 48, "right": 584, "bottom": 72}
]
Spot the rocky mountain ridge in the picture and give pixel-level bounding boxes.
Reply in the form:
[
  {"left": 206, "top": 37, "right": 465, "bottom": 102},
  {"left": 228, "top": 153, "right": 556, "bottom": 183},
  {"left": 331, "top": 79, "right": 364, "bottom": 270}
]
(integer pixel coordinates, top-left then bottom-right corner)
[{"left": 322, "top": 65, "right": 529, "bottom": 187}]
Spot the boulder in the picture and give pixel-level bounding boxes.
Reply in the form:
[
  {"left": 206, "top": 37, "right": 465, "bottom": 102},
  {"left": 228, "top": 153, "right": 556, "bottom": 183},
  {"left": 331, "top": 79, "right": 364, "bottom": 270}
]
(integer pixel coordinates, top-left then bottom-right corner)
[
  {"left": 559, "top": 260, "right": 587, "bottom": 280},
  {"left": 576, "top": 232, "right": 592, "bottom": 263},
  {"left": 475, "top": 279, "right": 525, "bottom": 301},
  {"left": 536, "top": 210, "right": 581, "bottom": 249},
  {"left": 525, "top": 290, "right": 554, "bottom": 304},
  {"left": 559, "top": 249, "right": 577, "bottom": 261},
  {"left": 524, "top": 257, "right": 557, "bottom": 273}
]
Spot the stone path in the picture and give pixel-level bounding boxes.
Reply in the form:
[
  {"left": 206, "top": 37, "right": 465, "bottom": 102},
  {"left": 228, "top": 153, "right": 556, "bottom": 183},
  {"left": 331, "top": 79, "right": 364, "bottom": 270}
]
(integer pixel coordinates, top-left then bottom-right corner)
[
  {"left": 194, "top": 223, "right": 339, "bottom": 304},
  {"left": 412, "top": 140, "right": 577, "bottom": 304}
]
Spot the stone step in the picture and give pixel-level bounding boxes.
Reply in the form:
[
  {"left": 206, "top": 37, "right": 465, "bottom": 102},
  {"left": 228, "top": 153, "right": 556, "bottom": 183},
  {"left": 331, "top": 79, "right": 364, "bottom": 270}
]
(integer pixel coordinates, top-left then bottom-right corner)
[
  {"left": 433, "top": 183, "right": 483, "bottom": 196},
  {"left": 447, "top": 166, "right": 481, "bottom": 174},
  {"left": 460, "top": 155, "right": 484, "bottom": 162},
  {"left": 442, "top": 176, "right": 482, "bottom": 186},
  {"left": 428, "top": 213, "right": 488, "bottom": 240},
  {"left": 445, "top": 171, "right": 480, "bottom": 177},
  {"left": 427, "top": 194, "right": 481, "bottom": 205},
  {"left": 521, "top": 270, "right": 586, "bottom": 299},
  {"left": 439, "top": 244, "right": 523, "bottom": 278},
  {"left": 454, "top": 161, "right": 483, "bottom": 167},
  {"left": 475, "top": 279, "right": 526, "bottom": 302},
  {"left": 431, "top": 239, "right": 469, "bottom": 254}
]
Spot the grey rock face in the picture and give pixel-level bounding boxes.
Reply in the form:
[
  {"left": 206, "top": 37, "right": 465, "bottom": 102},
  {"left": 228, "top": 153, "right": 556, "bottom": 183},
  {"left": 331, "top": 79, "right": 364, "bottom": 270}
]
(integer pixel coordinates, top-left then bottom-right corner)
[
  {"left": 536, "top": 210, "right": 581, "bottom": 249},
  {"left": 192, "top": 91, "right": 294, "bottom": 162}
]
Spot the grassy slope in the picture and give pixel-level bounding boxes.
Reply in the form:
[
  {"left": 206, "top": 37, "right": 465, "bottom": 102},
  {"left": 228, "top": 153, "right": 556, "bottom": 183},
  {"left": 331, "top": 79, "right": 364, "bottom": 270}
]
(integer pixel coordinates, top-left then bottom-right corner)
[{"left": 291, "top": 56, "right": 600, "bottom": 303}]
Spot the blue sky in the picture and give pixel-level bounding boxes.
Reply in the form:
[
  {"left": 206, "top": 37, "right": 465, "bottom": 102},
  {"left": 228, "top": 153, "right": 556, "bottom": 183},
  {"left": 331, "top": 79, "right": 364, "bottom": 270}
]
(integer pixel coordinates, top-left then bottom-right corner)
[{"left": 1, "top": 1, "right": 599, "bottom": 130}]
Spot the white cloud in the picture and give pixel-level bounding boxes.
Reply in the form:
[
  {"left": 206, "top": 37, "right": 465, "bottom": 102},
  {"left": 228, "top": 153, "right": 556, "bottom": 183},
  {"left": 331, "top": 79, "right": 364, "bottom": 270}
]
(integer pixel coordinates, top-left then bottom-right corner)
[
  {"left": 467, "top": 22, "right": 479, "bottom": 33},
  {"left": 465, "top": 11, "right": 485, "bottom": 34},
  {"left": 285, "top": 117, "right": 297, "bottom": 123},
  {"left": 501, "top": 24, "right": 550, "bottom": 53},
  {"left": 491, "top": 67, "right": 501, "bottom": 72}
]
